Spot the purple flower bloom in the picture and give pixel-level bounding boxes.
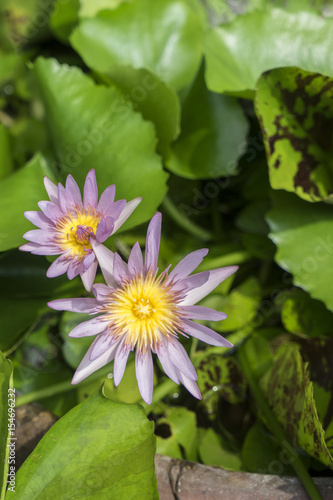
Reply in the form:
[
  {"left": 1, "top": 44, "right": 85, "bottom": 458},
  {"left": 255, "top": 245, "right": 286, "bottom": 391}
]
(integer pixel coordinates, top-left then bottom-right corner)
[
  {"left": 48, "top": 213, "right": 238, "bottom": 404},
  {"left": 20, "top": 169, "right": 142, "bottom": 291}
]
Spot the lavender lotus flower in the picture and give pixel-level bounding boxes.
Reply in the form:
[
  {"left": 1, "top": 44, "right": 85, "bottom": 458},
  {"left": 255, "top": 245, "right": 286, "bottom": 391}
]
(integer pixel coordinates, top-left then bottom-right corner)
[
  {"left": 48, "top": 212, "right": 238, "bottom": 404},
  {"left": 20, "top": 169, "right": 141, "bottom": 291}
]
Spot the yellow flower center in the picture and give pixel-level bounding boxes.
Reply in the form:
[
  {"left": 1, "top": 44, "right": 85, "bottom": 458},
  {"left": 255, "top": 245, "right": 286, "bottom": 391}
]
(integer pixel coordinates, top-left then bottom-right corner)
[
  {"left": 101, "top": 272, "right": 181, "bottom": 352},
  {"left": 55, "top": 208, "right": 101, "bottom": 257}
]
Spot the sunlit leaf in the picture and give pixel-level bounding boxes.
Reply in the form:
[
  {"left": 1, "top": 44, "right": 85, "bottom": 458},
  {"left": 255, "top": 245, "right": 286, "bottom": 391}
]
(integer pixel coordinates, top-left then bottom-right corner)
[
  {"left": 0, "top": 352, "right": 13, "bottom": 498},
  {"left": 7, "top": 389, "right": 158, "bottom": 499}
]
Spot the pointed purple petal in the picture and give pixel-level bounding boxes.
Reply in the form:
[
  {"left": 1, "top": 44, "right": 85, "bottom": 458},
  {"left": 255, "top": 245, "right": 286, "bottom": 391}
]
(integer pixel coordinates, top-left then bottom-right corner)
[
  {"left": 178, "top": 372, "right": 202, "bottom": 400},
  {"left": 24, "top": 211, "right": 53, "bottom": 229},
  {"left": 112, "top": 197, "right": 142, "bottom": 233},
  {"left": 67, "top": 258, "right": 84, "bottom": 280},
  {"left": 83, "top": 251, "right": 96, "bottom": 271},
  {"left": 113, "top": 253, "right": 130, "bottom": 284},
  {"left": 66, "top": 174, "right": 82, "bottom": 206},
  {"left": 172, "top": 271, "right": 209, "bottom": 293},
  {"left": 96, "top": 217, "right": 114, "bottom": 243},
  {"left": 23, "top": 229, "right": 54, "bottom": 245},
  {"left": 58, "top": 183, "right": 71, "bottom": 213},
  {"left": 90, "top": 238, "right": 117, "bottom": 287},
  {"left": 113, "top": 339, "right": 130, "bottom": 386},
  {"left": 38, "top": 201, "right": 62, "bottom": 221},
  {"left": 179, "top": 305, "right": 227, "bottom": 321},
  {"left": 93, "top": 283, "right": 112, "bottom": 301},
  {"left": 108, "top": 199, "right": 127, "bottom": 221},
  {"left": 48, "top": 297, "right": 99, "bottom": 313},
  {"left": 31, "top": 245, "right": 61, "bottom": 255},
  {"left": 19, "top": 242, "right": 41, "bottom": 252},
  {"left": 182, "top": 319, "right": 233, "bottom": 347},
  {"left": 128, "top": 241, "right": 143, "bottom": 276},
  {"left": 97, "top": 184, "right": 116, "bottom": 213},
  {"left": 168, "top": 249, "right": 209, "bottom": 283},
  {"left": 72, "top": 338, "right": 119, "bottom": 384},
  {"left": 80, "top": 259, "right": 98, "bottom": 292},
  {"left": 46, "top": 254, "right": 70, "bottom": 277},
  {"left": 166, "top": 339, "right": 197, "bottom": 380},
  {"left": 69, "top": 317, "right": 109, "bottom": 338},
  {"left": 83, "top": 169, "right": 98, "bottom": 209},
  {"left": 156, "top": 339, "right": 180, "bottom": 384},
  {"left": 44, "top": 177, "right": 59, "bottom": 203},
  {"left": 180, "top": 266, "right": 239, "bottom": 306},
  {"left": 145, "top": 212, "right": 162, "bottom": 273},
  {"left": 89, "top": 333, "right": 114, "bottom": 361},
  {"left": 135, "top": 349, "right": 154, "bottom": 405}
]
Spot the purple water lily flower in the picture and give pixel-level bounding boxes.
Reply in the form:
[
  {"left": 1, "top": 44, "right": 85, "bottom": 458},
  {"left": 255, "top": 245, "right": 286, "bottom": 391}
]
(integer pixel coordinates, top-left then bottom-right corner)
[
  {"left": 20, "top": 169, "right": 142, "bottom": 291},
  {"left": 48, "top": 213, "right": 238, "bottom": 404}
]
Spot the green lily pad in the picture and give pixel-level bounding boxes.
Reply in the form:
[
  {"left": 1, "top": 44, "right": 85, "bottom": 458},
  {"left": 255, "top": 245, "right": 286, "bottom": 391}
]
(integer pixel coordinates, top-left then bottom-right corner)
[
  {"left": 6, "top": 389, "right": 158, "bottom": 499},
  {"left": 166, "top": 65, "right": 249, "bottom": 179},
  {"left": 204, "top": 8, "right": 333, "bottom": 93},
  {"left": 71, "top": 0, "right": 205, "bottom": 91},
  {"left": 198, "top": 427, "right": 243, "bottom": 471},
  {"left": 33, "top": 57, "right": 168, "bottom": 230},
  {"left": 267, "top": 190, "right": 333, "bottom": 312},
  {"left": 256, "top": 67, "right": 333, "bottom": 202}
]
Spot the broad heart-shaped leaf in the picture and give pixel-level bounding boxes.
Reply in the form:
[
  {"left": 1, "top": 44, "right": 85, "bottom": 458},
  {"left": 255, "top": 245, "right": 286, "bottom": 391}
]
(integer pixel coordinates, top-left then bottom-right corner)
[
  {"left": 165, "top": 65, "right": 249, "bottom": 179},
  {"left": 102, "top": 66, "right": 181, "bottom": 156},
  {"left": 70, "top": 0, "right": 205, "bottom": 91},
  {"left": 6, "top": 389, "right": 158, "bottom": 499},
  {"left": 260, "top": 343, "right": 333, "bottom": 468},
  {"left": 204, "top": 8, "right": 333, "bottom": 94},
  {"left": 33, "top": 57, "right": 168, "bottom": 230},
  {"left": 0, "top": 352, "right": 13, "bottom": 499},
  {"left": 256, "top": 67, "right": 333, "bottom": 202},
  {"left": 0, "top": 154, "right": 52, "bottom": 251},
  {"left": 267, "top": 190, "right": 333, "bottom": 312}
]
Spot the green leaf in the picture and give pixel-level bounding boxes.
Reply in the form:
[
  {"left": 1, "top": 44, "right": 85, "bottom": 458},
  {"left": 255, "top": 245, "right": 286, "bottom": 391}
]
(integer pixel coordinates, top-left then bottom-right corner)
[
  {"left": 281, "top": 288, "right": 333, "bottom": 338},
  {"left": 260, "top": 343, "right": 333, "bottom": 468},
  {"left": 256, "top": 67, "right": 333, "bottom": 202},
  {"left": 71, "top": 0, "right": 205, "bottom": 90},
  {"left": 0, "top": 352, "right": 13, "bottom": 499},
  {"left": 165, "top": 65, "right": 249, "bottom": 179},
  {"left": 33, "top": 57, "right": 168, "bottom": 230},
  {"left": 198, "top": 428, "right": 243, "bottom": 471},
  {"left": 155, "top": 406, "right": 197, "bottom": 461},
  {"left": 241, "top": 419, "right": 307, "bottom": 475},
  {"left": 0, "top": 153, "right": 51, "bottom": 251},
  {"left": 204, "top": 9, "right": 333, "bottom": 93},
  {"left": 267, "top": 190, "right": 333, "bottom": 312},
  {"left": 79, "top": 0, "right": 129, "bottom": 18},
  {"left": 49, "top": 0, "right": 80, "bottom": 43},
  {"left": 194, "top": 350, "right": 246, "bottom": 415},
  {"left": 104, "top": 66, "right": 181, "bottom": 155},
  {"left": 59, "top": 312, "right": 94, "bottom": 370},
  {"left": 6, "top": 389, "right": 158, "bottom": 499}
]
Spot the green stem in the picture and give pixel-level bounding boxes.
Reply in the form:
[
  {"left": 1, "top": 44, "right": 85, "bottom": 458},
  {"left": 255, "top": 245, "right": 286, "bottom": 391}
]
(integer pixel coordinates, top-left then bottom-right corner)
[
  {"left": 16, "top": 379, "right": 73, "bottom": 407},
  {"left": 162, "top": 195, "right": 212, "bottom": 241},
  {"left": 238, "top": 348, "right": 323, "bottom": 500},
  {"left": 198, "top": 251, "right": 251, "bottom": 270}
]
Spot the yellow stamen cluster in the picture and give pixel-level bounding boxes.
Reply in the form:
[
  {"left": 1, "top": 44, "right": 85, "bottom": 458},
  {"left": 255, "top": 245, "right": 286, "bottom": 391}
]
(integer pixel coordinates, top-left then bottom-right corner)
[
  {"left": 55, "top": 207, "right": 101, "bottom": 257},
  {"left": 101, "top": 272, "right": 181, "bottom": 353}
]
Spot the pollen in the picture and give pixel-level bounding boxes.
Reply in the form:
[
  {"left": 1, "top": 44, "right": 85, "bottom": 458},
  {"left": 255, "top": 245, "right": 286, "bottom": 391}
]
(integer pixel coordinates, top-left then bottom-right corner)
[
  {"left": 55, "top": 207, "right": 101, "bottom": 257},
  {"left": 101, "top": 272, "right": 182, "bottom": 353}
]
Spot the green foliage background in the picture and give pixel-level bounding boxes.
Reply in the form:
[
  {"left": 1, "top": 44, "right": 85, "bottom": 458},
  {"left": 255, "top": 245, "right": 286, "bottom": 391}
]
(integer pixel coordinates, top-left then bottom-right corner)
[{"left": 1, "top": 0, "right": 333, "bottom": 497}]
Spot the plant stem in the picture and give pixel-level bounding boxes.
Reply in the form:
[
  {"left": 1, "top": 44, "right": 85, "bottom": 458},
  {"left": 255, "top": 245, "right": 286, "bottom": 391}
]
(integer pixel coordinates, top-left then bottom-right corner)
[
  {"left": 162, "top": 195, "right": 212, "bottom": 241},
  {"left": 238, "top": 347, "right": 323, "bottom": 500},
  {"left": 16, "top": 379, "right": 73, "bottom": 407}
]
